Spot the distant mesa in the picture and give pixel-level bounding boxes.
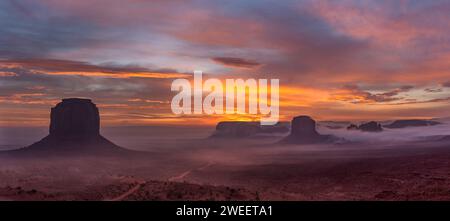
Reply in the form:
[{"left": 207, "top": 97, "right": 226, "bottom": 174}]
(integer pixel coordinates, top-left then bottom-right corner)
[
  {"left": 384, "top": 119, "right": 441, "bottom": 129},
  {"left": 281, "top": 116, "right": 339, "bottom": 144},
  {"left": 318, "top": 121, "right": 350, "bottom": 130},
  {"left": 211, "top": 121, "right": 289, "bottom": 138},
  {"left": 212, "top": 121, "right": 260, "bottom": 138},
  {"left": 347, "top": 124, "right": 359, "bottom": 130},
  {"left": 346, "top": 121, "right": 383, "bottom": 132},
  {"left": 359, "top": 121, "right": 383, "bottom": 132},
  {"left": 8, "top": 98, "right": 127, "bottom": 155},
  {"left": 324, "top": 125, "right": 344, "bottom": 129}
]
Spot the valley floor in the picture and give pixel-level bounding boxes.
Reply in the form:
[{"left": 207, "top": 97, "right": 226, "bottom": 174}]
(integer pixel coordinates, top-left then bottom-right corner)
[{"left": 1, "top": 138, "right": 450, "bottom": 200}]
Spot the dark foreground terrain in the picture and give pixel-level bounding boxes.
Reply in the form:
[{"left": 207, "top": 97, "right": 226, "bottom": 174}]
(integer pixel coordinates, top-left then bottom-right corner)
[
  {"left": 0, "top": 118, "right": 450, "bottom": 201},
  {"left": 0, "top": 134, "right": 450, "bottom": 200}
]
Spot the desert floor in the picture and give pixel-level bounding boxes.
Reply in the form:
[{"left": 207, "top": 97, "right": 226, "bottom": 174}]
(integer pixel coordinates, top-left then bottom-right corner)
[{"left": 0, "top": 126, "right": 450, "bottom": 200}]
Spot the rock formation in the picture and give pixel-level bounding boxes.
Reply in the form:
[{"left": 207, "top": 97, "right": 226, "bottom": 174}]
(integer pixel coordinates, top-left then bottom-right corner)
[
  {"left": 211, "top": 121, "right": 289, "bottom": 138},
  {"left": 384, "top": 119, "right": 441, "bottom": 129},
  {"left": 347, "top": 124, "right": 359, "bottom": 130},
  {"left": 281, "top": 116, "right": 338, "bottom": 144},
  {"left": 346, "top": 121, "right": 383, "bottom": 132},
  {"left": 358, "top": 121, "right": 383, "bottom": 132},
  {"left": 319, "top": 121, "right": 350, "bottom": 129},
  {"left": 12, "top": 98, "right": 125, "bottom": 155},
  {"left": 50, "top": 98, "right": 100, "bottom": 140}
]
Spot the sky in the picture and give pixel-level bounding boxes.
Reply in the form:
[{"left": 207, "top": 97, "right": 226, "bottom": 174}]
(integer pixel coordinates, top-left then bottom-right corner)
[{"left": 0, "top": 0, "right": 450, "bottom": 126}]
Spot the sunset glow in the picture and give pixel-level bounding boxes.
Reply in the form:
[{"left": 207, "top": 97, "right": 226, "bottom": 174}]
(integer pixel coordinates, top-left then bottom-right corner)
[{"left": 1, "top": 0, "right": 449, "bottom": 126}]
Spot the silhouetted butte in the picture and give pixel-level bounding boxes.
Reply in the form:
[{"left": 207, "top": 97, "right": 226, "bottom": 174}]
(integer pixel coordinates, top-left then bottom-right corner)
[
  {"left": 384, "top": 119, "right": 441, "bottom": 129},
  {"left": 211, "top": 121, "right": 289, "bottom": 138},
  {"left": 8, "top": 98, "right": 127, "bottom": 156}
]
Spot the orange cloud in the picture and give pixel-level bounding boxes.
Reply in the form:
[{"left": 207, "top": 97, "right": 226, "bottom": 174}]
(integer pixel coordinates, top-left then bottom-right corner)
[
  {"left": 0, "top": 71, "right": 18, "bottom": 77},
  {"left": 0, "top": 93, "right": 58, "bottom": 105},
  {"left": 0, "top": 59, "right": 190, "bottom": 79},
  {"left": 42, "top": 71, "right": 189, "bottom": 79}
]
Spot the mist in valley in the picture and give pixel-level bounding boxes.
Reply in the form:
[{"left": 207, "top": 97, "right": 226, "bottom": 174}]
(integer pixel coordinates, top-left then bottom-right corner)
[{"left": 0, "top": 119, "right": 450, "bottom": 200}]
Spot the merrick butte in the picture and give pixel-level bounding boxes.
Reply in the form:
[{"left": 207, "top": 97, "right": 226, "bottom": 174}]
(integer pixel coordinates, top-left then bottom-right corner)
[{"left": 171, "top": 71, "right": 279, "bottom": 125}]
